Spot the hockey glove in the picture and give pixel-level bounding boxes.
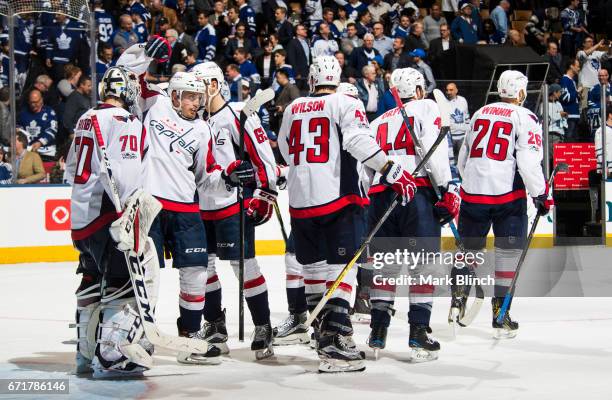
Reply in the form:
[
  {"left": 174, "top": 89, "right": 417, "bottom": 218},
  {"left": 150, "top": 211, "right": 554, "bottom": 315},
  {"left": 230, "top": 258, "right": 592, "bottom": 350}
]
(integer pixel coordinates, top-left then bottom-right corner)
[
  {"left": 247, "top": 188, "right": 278, "bottom": 225},
  {"left": 145, "top": 35, "right": 171, "bottom": 63},
  {"left": 381, "top": 161, "right": 417, "bottom": 206},
  {"left": 110, "top": 189, "right": 162, "bottom": 255},
  {"left": 434, "top": 184, "right": 461, "bottom": 225},
  {"left": 222, "top": 160, "right": 255, "bottom": 190},
  {"left": 275, "top": 165, "right": 288, "bottom": 190},
  {"left": 533, "top": 183, "right": 554, "bottom": 215}
]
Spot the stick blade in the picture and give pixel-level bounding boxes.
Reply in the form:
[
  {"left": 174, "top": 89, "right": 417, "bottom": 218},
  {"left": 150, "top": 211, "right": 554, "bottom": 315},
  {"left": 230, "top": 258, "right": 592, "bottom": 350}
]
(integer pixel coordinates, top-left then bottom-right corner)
[
  {"left": 432, "top": 89, "right": 451, "bottom": 128},
  {"left": 242, "top": 88, "right": 275, "bottom": 118}
]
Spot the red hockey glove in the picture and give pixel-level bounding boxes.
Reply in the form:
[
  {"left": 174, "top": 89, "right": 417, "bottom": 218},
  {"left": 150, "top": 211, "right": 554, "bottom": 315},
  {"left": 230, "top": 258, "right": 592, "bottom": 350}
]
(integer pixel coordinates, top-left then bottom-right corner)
[
  {"left": 533, "top": 183, "right": 554, "bottom": 215},
  {"left": 222, "top": 160, "right": 255, "bottom": 190},
  {"left": 381, "top": 161, "right": 417, "bottom": 205},
  {"left": 434, "top": 184, "right": 460, "bottom": 225},
  {"left": 247, "top": 188, "right": 278, "bottom": 226},
  {"left": 145, "top": 35, "right": 171, "bottom": 63}
]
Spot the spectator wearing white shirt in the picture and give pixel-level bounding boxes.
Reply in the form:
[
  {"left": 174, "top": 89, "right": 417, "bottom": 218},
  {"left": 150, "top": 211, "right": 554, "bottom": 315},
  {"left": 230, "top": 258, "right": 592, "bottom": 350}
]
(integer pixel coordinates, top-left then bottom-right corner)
[
  {"left": 422, "top": 4, "right": 447, "bottom": 43},
  {"left": 577, "top": 36, "right": 611, "bottom": 109},
  {"left": 594, "top": 105, "right": 612, "bottom": 178},
  {"left": 442, "top": 0, "right": 459, "bottom": 25},
  {"left": 542, "top": 84, "right": 568, "bottom": 161},
  {"left": 445, "top": 82, "right": 469, "bottom": 160},
  {"left": 312, "top": 22, "right": 339, "bottom": 57},
  {"left": 368, "top": 0, "right": 391, "bottom": 22}
]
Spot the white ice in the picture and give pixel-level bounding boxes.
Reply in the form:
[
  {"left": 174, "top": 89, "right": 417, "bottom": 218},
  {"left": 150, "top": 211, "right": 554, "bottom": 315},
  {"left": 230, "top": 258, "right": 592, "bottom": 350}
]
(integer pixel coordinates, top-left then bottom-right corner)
[{"left": 1, "top": 257, "right": 611, "bottom": 400}]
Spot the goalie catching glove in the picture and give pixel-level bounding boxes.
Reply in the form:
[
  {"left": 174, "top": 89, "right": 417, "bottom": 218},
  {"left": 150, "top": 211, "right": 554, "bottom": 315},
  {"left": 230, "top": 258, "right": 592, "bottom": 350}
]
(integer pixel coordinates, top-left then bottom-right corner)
[
  {"left": 247, "top": 188, "right": 278, "bottom": 225},
  {"left": 109, "top": 189, "right": 162, "bottom": 255},
  {"left": 380, "top": 160, "right": 417, "bottom": 206},
  {"left": 434, "top": 184, "right": 460, "bottom": 225}
]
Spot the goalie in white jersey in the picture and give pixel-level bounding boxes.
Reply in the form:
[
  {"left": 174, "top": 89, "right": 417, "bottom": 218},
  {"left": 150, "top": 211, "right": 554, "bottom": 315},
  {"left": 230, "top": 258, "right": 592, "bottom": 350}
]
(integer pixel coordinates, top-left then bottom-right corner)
[
  {"left": 68, "top": 66, "right": 160, "bottom": 377},
  {"left": 278, "top": 56, "right": 418, "bottom": 373},
  {"left": 367, "top": 68, "right": 459, "bottom": 362},
  {"left": 191, "top": 61, "right": 278, "bottom": 359},
  {"left": 457, "top": 70, "right": 553, "bottom": 339},
  {"left": 117, "top": 40, "right": 255, "bottom": 364}
]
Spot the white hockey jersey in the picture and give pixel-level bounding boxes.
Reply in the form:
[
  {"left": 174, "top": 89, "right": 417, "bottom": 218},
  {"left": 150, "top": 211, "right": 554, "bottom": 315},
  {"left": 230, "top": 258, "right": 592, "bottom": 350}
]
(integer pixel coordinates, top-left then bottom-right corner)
[
  {"left": 118, "top": 46, "right": 224, "bottom": 212},
  {"left": 457, "top": 102, "right": 546, "bottom": 204},
  {"left": 199, "top": 102, "right": 277, "bottom": 220},
  {"left": 368, "top": 99, "right": 452, "bottom": 195},
  {"left": 67, "top": 104, "right": 145, "bottom": 240},
  {"left": 278, "top": 92, "right": 388, "bottom": 218}
]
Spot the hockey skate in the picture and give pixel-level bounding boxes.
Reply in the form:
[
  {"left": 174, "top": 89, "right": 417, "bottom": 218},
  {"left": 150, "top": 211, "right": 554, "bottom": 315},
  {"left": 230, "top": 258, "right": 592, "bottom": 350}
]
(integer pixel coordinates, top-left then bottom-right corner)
[
  {"left": 492, "top": 297, "right": 519, "bottom": 339},
  {"left": 176, "top": 320, "right": 222, "bottom": 365},
  {"left": 408, "top": 325, "right": 440, "bottom": 363},
  {"left": 317, "top": 333, "right": 365, "bottom": 373},
  {"left": 202, "top": 311, "right": 230, "bottom": 355},
  {"left": 273, "top": 312, "right": 310, "bottom": 346},
  {"left": 367, "top": 326, "right": 387, "bottom": 360},
  {"left": 252, "top": 323, "right": 274, "bottom": 360}
]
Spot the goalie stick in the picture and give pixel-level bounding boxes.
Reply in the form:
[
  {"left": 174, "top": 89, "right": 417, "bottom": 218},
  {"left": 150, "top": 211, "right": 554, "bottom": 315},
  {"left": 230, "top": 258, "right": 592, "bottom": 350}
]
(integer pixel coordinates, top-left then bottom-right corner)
[
  {"left": 237, "top": 88, "right": 275, "bottom": 341},
  {"left": 496, "top": 162, "right": 568, "bottom": 324},
  {"left": 390, "top": 88, "right": 484, "bottom": 333},
  {"left": 304, "top": 127, "right": 449, "bottom": 329},
  {"left": 90, "top": 115, "right": 209, "bottom": 356}
]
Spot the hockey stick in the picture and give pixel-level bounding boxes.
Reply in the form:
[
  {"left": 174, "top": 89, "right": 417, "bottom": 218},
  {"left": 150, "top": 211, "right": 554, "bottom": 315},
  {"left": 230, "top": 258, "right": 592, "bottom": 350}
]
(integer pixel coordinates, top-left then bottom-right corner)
[
  {"left": 90, "top": 116, "right": 209, "bottom": 355},
  {"left": 304, "top": 128, "right": 449, "bottom": 328},
  {"left": 274, "top": 201, "right": 289, "bottom": 245},
  {"left": 496, "top": 162, "right": 568, "bottom": 324},
  {"left": 238, "top": 88, "right": 275, "bottom": 341},
  {"left": 391, "top": 88, "right": 484, "bottom": 328}
]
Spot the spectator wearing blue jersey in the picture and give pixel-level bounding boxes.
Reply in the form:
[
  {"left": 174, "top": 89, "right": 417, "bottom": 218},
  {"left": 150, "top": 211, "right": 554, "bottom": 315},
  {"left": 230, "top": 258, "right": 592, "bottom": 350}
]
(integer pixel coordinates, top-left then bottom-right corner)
[
  {"left": 125, "top": 0, "right": 151, "bottom": 24},
  {"left": 0, "top": 147, "right": 12, "bottom": 185},
  {"left": 587, "top": 69, "right": 611, "bottom": 136},
  {"left": 234, "top": 47, "right": 261, "bottom": 88},
  {"left": 560, "top": 58, "right": 581, "bottom": 141},
  {"left": 236, "top": 0, "right": 257, "bottom": 37},
  {"left": 96, "top": 43, "right": 114, "bottom": 82},
  {"left": 94, "top": 0, "right": 115, "bottom": 43},
  {"left": 113, "top": 15, "right": 140, "bottom": 56},
  {"left": 45, "top": 15, "right": 88, "bottom": 82},
  {"left": 13, "top": 15, "right": 34, "bottom": 75},
  {"left": 17, "top": 89, "right": 57, "bottom": 161},
  {"left": 451, "top": 1, "right": 479, "bottom": 45},
  {"left": 195, "top": 11, "right": 217, "bottom": 62},
  {"left": 560, "top": 0, "right": 587, "bottom": 57},
  {"left": 132, "top": 12, "right": 149, "bottom": 43},
  {"left": 392, "top": 14, "right": 411, "bottom": 39},
  {"left": 334, "top": 0, "right": 368, "bottom": 21}
]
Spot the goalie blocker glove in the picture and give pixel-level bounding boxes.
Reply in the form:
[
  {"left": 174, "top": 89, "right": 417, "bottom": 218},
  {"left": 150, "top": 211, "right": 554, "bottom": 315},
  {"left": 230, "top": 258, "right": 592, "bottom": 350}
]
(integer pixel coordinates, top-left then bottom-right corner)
[
  {"left": 247, "top": 188, "right": 278, "bottom": 225},
  {"left": 380, "top": 160, "right": 417, "bottom": 205},
  {"left": 222, "top": 160, "right": 255, "bottom": 190},
  {"left": 109, "top": 189, "right": 162, "bottom": 255},
  {"left": 434, "top": 184, "right": 460, "bottom": 225}
]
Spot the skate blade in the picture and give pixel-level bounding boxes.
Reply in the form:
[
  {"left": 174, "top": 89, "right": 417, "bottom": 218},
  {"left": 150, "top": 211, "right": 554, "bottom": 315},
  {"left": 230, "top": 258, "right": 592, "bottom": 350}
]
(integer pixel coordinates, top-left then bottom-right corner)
[
  {"left": 92, "top": 367, "right": 147, "bottom": 380},
  {"left": 351, "top": 313, "right": 371, "bottom": 324},
  {"left": 318, "top": 358, "right": 366, "bottom": 373},
  {"left": 409, "top": 348, "right": 439, "bottom": 363},
  {"left": 254, "top": 347, "right": 275, "bottom": 360},
  {"left": 273, "top": 332, "right": 311, "bottom": 346},
  {"left": 176, "top": 352, "right": 222, "bottom": 365},
  {"left": 449, "top": 308, "right": 459, "bottom": 338},
  {"left": 493, "top": 328, "right": 518, "bottom": 340},
  {"left": 372, "top": 348, "right": 380, "bottom": 361}
]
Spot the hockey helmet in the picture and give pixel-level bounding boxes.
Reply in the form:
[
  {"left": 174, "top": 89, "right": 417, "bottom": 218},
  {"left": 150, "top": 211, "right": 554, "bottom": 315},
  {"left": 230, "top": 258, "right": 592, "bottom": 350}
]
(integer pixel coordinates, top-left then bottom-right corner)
[
  {"left": 337, "top": 82, "right": 359, "bottom": 98},
  {"left": 99, "top": 66, "right": 141, "bottom": 107},
  {"left": 309, "top": 56, "right": 341, "bottom": 93},
  {"left": 497, "top": 70, "right": 528, "bottom": 103}
]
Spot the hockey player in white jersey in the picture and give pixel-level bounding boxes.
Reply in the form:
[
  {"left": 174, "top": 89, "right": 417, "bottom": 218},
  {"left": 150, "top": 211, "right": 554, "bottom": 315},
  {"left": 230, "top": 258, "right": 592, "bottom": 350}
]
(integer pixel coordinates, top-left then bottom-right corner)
[
  {"left": 456, "top": 70, "right": 552, "bottom": 339},
  {"left": 117, "top": 41, "right": 255, "bottom": 364},
  {"left": 191, "top": 61, "right": 278, "bottom": 359},
  {"left": 68, "top": 66, "right": 160, "bottom": 377},
  {"left": 366, "top": 68, "right": 459, "bottom": 362},
  {"left": 277, "top": 56, "right": 418, "bottom": 373}
]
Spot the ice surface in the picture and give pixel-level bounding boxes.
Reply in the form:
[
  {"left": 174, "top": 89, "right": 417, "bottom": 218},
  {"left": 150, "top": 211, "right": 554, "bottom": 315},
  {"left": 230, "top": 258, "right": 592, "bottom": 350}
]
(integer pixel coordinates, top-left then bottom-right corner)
[{"left": 0, "top": 257, "right": 611, "bottom": 400}]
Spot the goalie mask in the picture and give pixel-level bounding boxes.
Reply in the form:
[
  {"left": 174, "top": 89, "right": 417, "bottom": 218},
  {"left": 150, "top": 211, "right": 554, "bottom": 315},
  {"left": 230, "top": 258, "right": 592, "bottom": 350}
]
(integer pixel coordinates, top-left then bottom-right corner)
[{"left": 99, "top": 66, "right": 141, "bottom": 108}]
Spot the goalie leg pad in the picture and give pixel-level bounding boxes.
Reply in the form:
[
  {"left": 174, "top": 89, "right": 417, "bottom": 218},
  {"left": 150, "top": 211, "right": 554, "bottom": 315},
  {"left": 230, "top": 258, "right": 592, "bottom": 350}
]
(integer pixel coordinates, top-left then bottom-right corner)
[
  {"left": 141, "top": 237, "right": 160, "bottom": 309},
  {"left": 74, "top": 275, "right": 101, "bottom": 374}
]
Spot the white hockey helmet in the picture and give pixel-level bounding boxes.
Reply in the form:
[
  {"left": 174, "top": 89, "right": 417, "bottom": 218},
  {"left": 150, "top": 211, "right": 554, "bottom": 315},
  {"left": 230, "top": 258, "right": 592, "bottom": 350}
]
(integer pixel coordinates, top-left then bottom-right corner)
[
  {"left": 497, "top": 70, "right": 528, "bottom": 102},
  {"left": 389, "top": 68, "right": 424, "bottom": 99},
  {"left": 309, "top": 56, "right": 341, "bottom": 93},
  {"left": 99, "top": 66, "right": 140, "bottom": 107},
  {"left": 337, "top": 82, "right": 359, "bottom": 98},
  {"left": 191, "top": 61, "right": 224, "bottom": 87},
  {"left": 167, "top": 71, "right": 206, "bottom": 117}
]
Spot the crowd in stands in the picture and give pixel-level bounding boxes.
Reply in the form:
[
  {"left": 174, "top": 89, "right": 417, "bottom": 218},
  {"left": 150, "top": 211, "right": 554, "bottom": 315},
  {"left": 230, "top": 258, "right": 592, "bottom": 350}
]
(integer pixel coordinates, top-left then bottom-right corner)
[{"left": 0, "top": 0, "right": 610, "bottom": 184}]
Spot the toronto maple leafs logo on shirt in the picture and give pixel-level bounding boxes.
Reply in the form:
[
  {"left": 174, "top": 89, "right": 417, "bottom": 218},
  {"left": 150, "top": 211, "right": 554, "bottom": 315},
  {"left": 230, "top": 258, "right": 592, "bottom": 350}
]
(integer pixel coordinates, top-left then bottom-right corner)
[
  {"left": 57, "top": 32, "right": 72, "bottom": 50},
  {"left": 590, "top": 59, "right": 600, "bottom": 71},
  {"left": 27, "top": 119, "right": 41, "bottom": 136},
  {"left": 451, "top": 108, "right": 464, "bottom": 124}
]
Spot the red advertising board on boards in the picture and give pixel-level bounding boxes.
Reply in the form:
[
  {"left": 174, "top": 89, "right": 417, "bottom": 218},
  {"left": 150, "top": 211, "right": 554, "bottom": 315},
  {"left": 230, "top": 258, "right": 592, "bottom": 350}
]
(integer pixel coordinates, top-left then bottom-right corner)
[
  {"left": 552, "top": 143, "right": 596, "bottom": 190},
  {"left": 45, "top": 199, "right": 71, "bottom": 231}
]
